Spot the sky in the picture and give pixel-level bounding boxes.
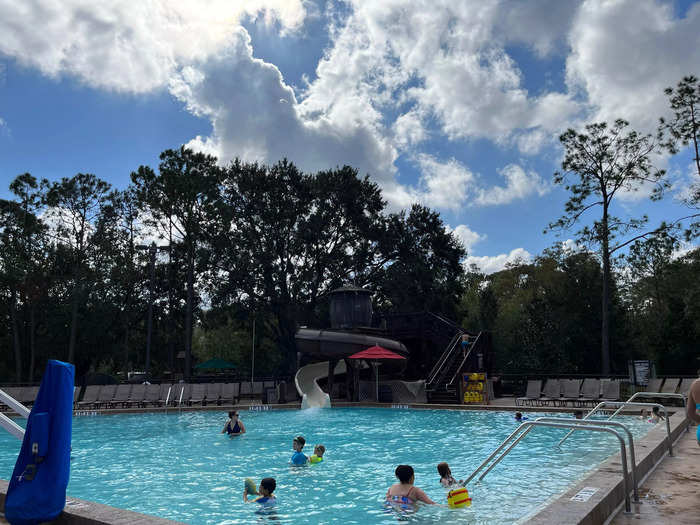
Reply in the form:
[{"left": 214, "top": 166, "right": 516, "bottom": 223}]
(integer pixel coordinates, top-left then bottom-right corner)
[{"left": 0, "top": 0, "right": 699, "bottom": 273}]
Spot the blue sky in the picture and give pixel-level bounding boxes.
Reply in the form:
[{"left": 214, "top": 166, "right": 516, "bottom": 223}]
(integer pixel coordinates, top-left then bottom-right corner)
[{"left": 1, "top": 0, "right": 698, "bottom": 272}]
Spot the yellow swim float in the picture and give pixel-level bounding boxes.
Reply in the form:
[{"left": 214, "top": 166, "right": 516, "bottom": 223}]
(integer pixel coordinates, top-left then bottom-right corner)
[{"left": 447, "top": 487, "right": 472, "bottom": 508}]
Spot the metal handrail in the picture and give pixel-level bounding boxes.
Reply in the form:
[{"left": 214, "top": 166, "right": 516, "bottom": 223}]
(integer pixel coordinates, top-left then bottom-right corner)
[
  {"left": 537, "top": 417, "right": 639, "bottom": 502},
  {"left": 447, "top": 332, "right": 482, "bottom": 387},
  {"left": 610, "top": 392, "right": 686, "bottom": 417},
  {"left": 0, "top": 388, "right": 30, "bottom": 439},
  {"left": 557, "top": 401, "right": 673, "bottom": 456},
  {"left": 427, "top": 332, "right": 462, "bottom": 386},
  {"left": 468, "top": 421, "right": 633, "bottom": 513}
]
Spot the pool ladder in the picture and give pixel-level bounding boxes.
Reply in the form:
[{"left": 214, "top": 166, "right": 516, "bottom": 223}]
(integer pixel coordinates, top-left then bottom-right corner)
[
  {"left": 463, "top": 418, "right": 639, "bottom": 513},
  {"left": 0, "top": 388, "right": 29, "bottom": 440}
]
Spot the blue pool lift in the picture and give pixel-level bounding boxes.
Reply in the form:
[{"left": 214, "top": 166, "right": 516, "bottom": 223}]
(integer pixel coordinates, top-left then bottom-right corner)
[{"left": 1, "top": 360, "right": 74, "bottom": 525}]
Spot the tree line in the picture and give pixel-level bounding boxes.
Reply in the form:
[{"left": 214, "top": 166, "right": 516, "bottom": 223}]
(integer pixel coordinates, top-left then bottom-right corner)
[{"left": 1, "top": 75, "right": 698, "bottom": 383}]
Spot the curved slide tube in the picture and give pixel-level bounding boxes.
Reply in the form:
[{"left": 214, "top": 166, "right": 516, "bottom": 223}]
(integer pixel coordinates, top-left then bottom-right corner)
[{"left": 295, "top": 360, "right": 347, "bottom": 409}]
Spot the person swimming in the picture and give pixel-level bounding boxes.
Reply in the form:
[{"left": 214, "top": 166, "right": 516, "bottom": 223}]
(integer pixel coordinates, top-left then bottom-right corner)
[
  {"left": 385, "top": 465, "right": 436, "bottom": 511},
  {"left": 221, "top": 411, "right": 245, "bottom": 436},
  {"left": 437, "top": 462, "right": 463, "bottom": 488}
]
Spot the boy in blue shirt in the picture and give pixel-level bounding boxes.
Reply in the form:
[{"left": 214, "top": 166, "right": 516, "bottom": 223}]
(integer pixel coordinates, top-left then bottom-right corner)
[
  {"left": 244, "top": 477, "right": 276, "bottom": 505},
  {"left": 291, "top": 435, "right": 308, "bottom": 465}
]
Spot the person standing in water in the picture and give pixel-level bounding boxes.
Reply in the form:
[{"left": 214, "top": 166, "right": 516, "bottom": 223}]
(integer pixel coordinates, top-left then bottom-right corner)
[{"left": 222, "top": 411, "right": 246, "bottom": 436}]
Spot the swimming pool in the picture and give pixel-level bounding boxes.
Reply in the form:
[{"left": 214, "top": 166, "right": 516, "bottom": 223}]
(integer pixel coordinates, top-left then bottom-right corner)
[{"left": 0, "top": 408, "right": 652, "bottom": 524}]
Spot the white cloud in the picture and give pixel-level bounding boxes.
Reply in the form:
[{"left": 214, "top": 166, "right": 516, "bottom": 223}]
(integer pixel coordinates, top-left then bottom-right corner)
[
  {"left": 475, "top": 164, "right": 549, "bottom": 206},
  {"left": 450, "top": 224, "right": 486, "bottom": 253},
  {"left": 566, "top": 0, "right": 700, "bottom": 134},
  {"left": 0, "top": 0, "right": 307, "bottom": 93},
  {"left": 466, "top": 247, "right": 532, "bottom": 274}
]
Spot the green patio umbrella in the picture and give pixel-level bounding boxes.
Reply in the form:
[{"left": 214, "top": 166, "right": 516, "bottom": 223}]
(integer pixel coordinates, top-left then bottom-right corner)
[{"left": 194, "top": 358, "right": 237, "bottom": 370}]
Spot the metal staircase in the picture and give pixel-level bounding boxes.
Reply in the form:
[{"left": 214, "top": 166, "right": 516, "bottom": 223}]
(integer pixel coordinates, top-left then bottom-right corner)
[{"left": 426, "top": 332, "right": 481, "bottom": 403}]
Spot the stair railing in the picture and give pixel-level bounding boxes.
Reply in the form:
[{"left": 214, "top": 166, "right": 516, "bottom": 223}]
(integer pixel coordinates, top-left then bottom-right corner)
[
  {"left": 447, "top": 332, "right": 482, "bottom": 388},
  {"left": 426, "top": 331, "right": 462, "bottom": 387}
]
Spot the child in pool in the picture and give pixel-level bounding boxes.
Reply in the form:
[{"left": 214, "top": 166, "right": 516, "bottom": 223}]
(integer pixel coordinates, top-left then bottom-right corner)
[
  {"left": 514, "top": 411, "right": 528, "bottom": 422},
  {"left": 648, "top": 406, "right": 665, "bottom": 423},
  {"left": 310, "top": 444, "right": 325, "bottom": 463},
  {"left": 437, "top": 462, "right": 463, "bottom": 488},
  {"left": 291, "top": 435, "right": 308, "bottom": 465},
  {"left": 244, "top": 477, "right": 276, "bottom": 504},
  {"left": 386, "top": 465, "right": 437, "bottom": 508}
]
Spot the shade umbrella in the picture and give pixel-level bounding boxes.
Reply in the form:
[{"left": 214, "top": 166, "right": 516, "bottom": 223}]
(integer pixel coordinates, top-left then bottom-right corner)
[
  {"left": 347, "top": 345, "right": 406, "bottom": 401},
  {"left": 194, "top": 358, "right": 237, "bottom": 370}
]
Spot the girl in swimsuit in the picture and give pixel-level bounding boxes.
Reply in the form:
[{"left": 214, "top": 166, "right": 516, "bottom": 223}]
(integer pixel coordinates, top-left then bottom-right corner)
[
  {"left": 222, "top": 411, "right": 246, "bottom": 436},
  {"left": 385, "top": 465, "right": 436, "bottom": 510}
]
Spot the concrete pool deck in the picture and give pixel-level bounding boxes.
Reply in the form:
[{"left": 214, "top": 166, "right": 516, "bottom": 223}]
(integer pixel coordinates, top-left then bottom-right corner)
[{"left": 0, "top": 399, "right": 695, "bottom": 524}]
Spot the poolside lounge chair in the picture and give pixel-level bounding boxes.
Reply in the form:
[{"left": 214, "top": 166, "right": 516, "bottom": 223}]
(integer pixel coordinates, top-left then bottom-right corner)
[
  {"left": 20, "top": 386, "right": 39, "bottom": 406},
  {"left": 240, "top": 382, "right": 252, "bottom": 397},
  {"left": 143, "top": 384, "right": 161, "bottom": 406},
  {"left": 516, "top": 380, "right": 542, "bottom": 406},
  {"left": 253, "top": 381, "right": 264, "bottom": 396},
  {"left": 205, "top": 383, "right": 221, "bottom": 405},
  {"left": 78, "top": 385, "right": 101, "bottom": 408},
  {"left": 560, "top": 379, "right": 582, "bottom": 407},
  {"left": 110, "top": 384, "right": 132, "bottom": 408},
  {"left": 96, "top": 384, "right": 117, "bottom": 409},
  {"left": 579, "top": 378, "right": 601, "bottom": 407},
  {"left": 128, "top": 384, "right": 146, "bottom": 407},
  {"left": 189, "top": 384, "right": 206, "bottom": 406},
  {"left": 73, "top": 386, "right": 81, "bottom": 408},
  {"left": 600, "top": 380, "right": 620, "bottom": 401},
  {"left": 661, "top": 378, "right": 681, "bottom": 394},
  {"left": 220, "top": 383, "right": 239, "bottom": 405},
  {"left": 539, "top": 379, "right": 562, "bottom": 406},
  {"left": 646, "top": 378, "right": 663, "bottom": 393},
  {"left": 679, "top": 378, "right": 695, "bottom": 396}
]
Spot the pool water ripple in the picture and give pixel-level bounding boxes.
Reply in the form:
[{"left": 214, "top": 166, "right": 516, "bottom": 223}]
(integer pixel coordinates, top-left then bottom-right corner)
[{"left": 0, "top": 408, "right": 652, "bottom": 524}]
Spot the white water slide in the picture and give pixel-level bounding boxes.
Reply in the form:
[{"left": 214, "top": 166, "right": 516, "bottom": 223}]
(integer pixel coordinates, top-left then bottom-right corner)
[{"left": 295, "top": 360, "right": 347, "bottom": 409}]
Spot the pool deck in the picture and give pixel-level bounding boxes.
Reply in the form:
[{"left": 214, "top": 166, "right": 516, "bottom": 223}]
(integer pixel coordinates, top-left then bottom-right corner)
[
  {"left": 609, "top": 427, "right": 700, "bottom": 525},
  {"left": 1, "top": 398, "right": 696, "bottom": 525}
]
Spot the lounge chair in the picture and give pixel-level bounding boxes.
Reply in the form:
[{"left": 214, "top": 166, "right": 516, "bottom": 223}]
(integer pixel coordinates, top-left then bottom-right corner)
[
  {"left": 189, "top": 384, "right": 206, "bottom": 406},
  {"left": 516, "top": 380, "right": 542, "bottom": 406},
  {"left": 253, "top": 382, "right": 264, "bottom": 397},
  {"left": 73, "top": 386, "right": 81, "bottom": 408},
  {"left": 20, "top": 386, "right": 39, "bottom": 406},
  {"left": 221, "top": 383, "right": 240, "bottom": 405},
  {"left": 679, "top": 378, "right": 696, "bottom": 396},
  {"left": 600, "top": 380, "right": 620, "bottom": 402},
  {"left": 579, "top": 378, "right": 601, "bottom": 407},
  {"left": 560, "top": 379, "right": 582, "bottom": 407},
  {"left": 240, "top": 382, "right": 252, "bottom": 397},
  {"left": 646, "top": 378, "right": 663, "bottom": 393},
  {"left": 96, "top": 384, "right": 117, "bottom": 409},
  {"left": 539, "top": 379, "right": 562, "bottom": 407},
  {"left": 110, "top": 384, "right": 132, "bottom": 408},
  {"left": 661, "top": 378, "right": 680, "bottom": 394},
  {"left": 205, "top": 383, "right": 221, "bottom": 405},
  {"left": 263, "top": 380, "right": 275, "bottom": 390},
  {"left": 144, "top": 384, "right": 162, "bottom": 406},
  {"left": 78, "top": 385, "right": 101, "bottom": 409},
  {"left": 128, "top": 384, "right": 147, "bottom": 407}
]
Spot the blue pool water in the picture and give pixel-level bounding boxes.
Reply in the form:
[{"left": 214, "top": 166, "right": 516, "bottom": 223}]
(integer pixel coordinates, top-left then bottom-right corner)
[{"left": 0, "top": 408, "right": 652, "bottom": 524}]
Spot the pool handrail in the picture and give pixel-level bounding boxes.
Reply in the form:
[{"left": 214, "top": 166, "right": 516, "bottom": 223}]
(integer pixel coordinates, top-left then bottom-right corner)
[
  {"left": 557, "top": 400, "right": 673, "bottom": 455},
  {"left": 471, "top": 421, "right": 633, "bottom": 513},
  {"left": 426, "top": 332, "right": 462, "bottom": 387},
  {"left": 536, "top": 417, "right": 639, "bottom": 503},
  {"left": 608, "top": 392, "right": 686, "bottom": 418},
  {"left": 0, "top": 388, "right": 29, "bottom": 439}
]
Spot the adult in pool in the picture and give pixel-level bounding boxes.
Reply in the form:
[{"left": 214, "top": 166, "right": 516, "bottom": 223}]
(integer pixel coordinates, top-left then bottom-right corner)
[
  {"left": 386, "top": 465, "right": 437, "bottom": 510},
  {"left": 221, "top": 411, "right": 246, "bottom": 436},
  {"left": 685, "top": 372, "right": 700, "bottom": 446}
]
